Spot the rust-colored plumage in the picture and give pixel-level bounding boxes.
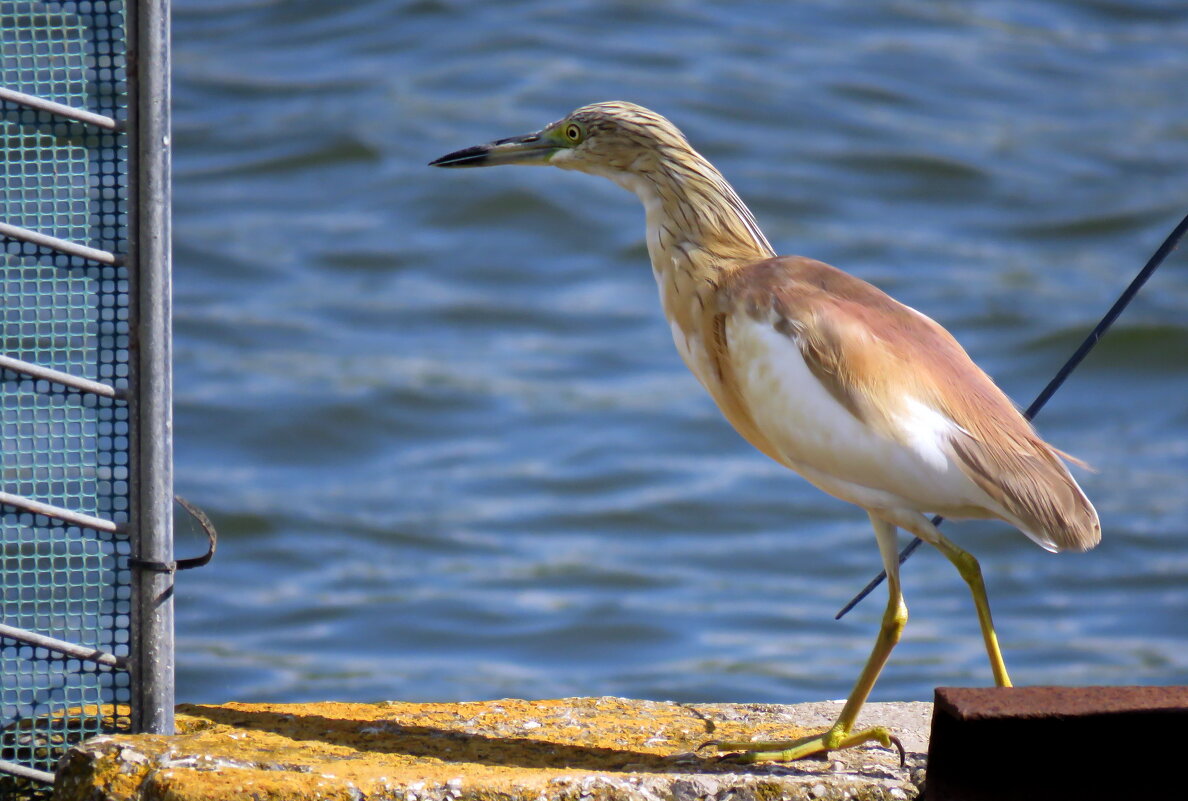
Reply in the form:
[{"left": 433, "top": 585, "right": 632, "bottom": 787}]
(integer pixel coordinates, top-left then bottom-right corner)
[
  {"left": 431, "top": 100, "right": 1099, "bottom": 763},
  {"left": 714, "top": 256, "right": 1099, "bottom": 552}
]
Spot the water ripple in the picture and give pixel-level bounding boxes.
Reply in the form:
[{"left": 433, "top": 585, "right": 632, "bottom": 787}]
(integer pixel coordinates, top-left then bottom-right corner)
[{"left": 172, "top": 0, "right": 1188, "bottom": 707}]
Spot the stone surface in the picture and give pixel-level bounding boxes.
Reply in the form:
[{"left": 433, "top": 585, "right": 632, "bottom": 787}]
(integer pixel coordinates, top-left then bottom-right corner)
[{"left": 53, "top": 698, "right": 928, "bottom": 801}]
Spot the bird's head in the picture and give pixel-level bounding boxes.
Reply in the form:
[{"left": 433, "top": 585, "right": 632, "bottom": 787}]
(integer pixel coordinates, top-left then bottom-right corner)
[{"left": 429, "top": 101, "right": 692, "bottom": 180}]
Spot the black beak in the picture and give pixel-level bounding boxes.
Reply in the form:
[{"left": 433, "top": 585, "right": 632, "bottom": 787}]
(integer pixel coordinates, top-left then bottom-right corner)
[
  {"left": 429, "top": 132, "right": 558, "bottom": 168},
  {"left": 428, "top": 144, "right": 493, "bottom": 168}
]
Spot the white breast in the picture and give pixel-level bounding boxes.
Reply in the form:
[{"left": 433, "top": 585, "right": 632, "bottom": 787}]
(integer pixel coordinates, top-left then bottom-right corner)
[{"left": 724, "top": 316, "right": 998, "bottom": 517}]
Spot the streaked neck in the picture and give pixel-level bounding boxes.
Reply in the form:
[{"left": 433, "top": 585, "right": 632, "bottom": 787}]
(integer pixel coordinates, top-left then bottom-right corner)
[{"left": 603, "top": 150, "right": 776, "bottom": 278}]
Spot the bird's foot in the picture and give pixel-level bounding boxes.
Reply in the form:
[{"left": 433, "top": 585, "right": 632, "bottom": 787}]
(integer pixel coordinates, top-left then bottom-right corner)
[{"left": 701, "top": 724, "right": 904, "bottom": 766}]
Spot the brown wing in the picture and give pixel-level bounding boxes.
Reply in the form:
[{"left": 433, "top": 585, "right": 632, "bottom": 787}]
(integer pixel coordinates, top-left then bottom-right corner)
[{"left": 719, "top": 255, "right": 1100, "bottom": 551}]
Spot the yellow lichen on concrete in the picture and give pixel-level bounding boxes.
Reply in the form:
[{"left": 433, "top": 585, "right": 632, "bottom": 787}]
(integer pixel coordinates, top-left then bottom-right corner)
[{"left": 53, "top": 698, "right": 928, "bottom": 801}]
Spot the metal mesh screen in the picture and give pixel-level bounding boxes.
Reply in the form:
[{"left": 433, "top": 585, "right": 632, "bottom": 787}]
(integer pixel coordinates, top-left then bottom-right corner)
[{"left": 1, "top": 0, "right": 133, "bottom": 785}]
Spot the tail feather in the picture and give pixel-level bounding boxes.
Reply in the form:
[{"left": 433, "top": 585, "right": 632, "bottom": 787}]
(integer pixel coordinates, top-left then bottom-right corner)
[{"left": 949, "top": 434, "right": 1100, "bottom": 552}]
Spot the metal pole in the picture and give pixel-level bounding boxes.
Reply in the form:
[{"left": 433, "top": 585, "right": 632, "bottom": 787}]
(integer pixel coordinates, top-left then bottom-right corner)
[{"left": 126, "top": 0, "right": 175, "bottom": 735}]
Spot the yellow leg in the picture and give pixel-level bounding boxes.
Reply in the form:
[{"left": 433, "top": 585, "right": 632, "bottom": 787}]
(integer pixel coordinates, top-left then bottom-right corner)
[
  {"left": 895, "top": 512, "right": 1011, "bottom": 688},
  {"left": 708, "top": 514, "right": 907, "bottom": 763}
]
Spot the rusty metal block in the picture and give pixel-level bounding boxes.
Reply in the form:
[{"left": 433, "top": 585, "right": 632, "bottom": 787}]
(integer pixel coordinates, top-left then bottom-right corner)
[{"left": 926, "top": 686, "right": 1188, "bottom": 800}]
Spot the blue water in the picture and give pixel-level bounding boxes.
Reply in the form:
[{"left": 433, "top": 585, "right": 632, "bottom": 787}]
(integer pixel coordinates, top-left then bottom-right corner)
[{"left": 172, "top": 0, "right": 1188, "bottom": 707}]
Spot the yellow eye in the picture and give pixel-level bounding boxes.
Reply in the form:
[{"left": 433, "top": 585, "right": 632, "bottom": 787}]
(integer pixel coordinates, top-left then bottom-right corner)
[{"left": 564, "top": 123, "right": 583, "bottom": 143}]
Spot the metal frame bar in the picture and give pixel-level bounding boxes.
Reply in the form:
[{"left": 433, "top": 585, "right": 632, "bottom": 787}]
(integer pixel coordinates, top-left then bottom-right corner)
[
  {"left": 0, "top": 491, "right": 124, "bottom": 533},
  {"left": 0, "top": 85, "right": 120, "bottom": 131},
  {"left": 0, "top": 220, "right": 122, "bottom": 265},
  {"left": 0, "top": 759, "right": 56, "bottom": 785},
  {"left": 0, "top": 623, "right": 126, "bottom": 670},
  {"left": 0, "top": 353, "right": 124, "bottom": 400},
  {"left": 125, "top": 0, "right": 175, "bottom": 737}
]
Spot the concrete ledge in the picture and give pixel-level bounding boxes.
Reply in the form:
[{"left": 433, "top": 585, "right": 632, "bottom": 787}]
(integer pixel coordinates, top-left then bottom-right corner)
[{"left": 53, "top": 698, "right": 928, "bottom": 800}]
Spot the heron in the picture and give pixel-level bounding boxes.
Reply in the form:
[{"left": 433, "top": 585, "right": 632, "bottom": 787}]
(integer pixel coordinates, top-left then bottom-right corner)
[{"left": 429, "top": 101, "right": 1099, "bottom": 763}]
